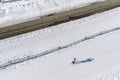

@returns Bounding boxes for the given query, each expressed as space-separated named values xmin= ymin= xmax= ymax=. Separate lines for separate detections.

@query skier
xmin=72 ymin=58 xmax=77 ymax=64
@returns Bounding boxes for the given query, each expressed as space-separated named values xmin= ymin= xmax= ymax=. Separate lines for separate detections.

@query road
xmin=0 ymin=0 xmax=120 ymax=39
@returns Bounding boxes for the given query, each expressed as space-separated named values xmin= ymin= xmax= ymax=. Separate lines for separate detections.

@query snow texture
xmin=0 ymin=7 xmax=120 ymax=66
xmin=0 ymin=19 xmax=120 ymax=80
xmin=0 ymin=0 xmax=104 ymax=27
xmin=0 ymin=2 xmax=120 ymax=80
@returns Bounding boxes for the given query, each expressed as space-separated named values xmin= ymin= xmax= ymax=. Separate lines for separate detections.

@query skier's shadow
xmin=75 ymin=58 xmax=94 ymax=64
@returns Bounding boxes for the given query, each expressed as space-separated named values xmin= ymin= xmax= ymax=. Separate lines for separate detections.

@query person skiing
xmin=72 ymin=58 xmax=77 ymax=64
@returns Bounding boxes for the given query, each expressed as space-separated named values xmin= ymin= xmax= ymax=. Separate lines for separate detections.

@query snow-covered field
xmin=0 ymin=0 xmax=104 ymax=27
xmin=0 ymin=19 xmax=120 ymax=80
xmin=0 ymin=6 xmax=120 ymax=79
xmin=0 ymin=7 xmax=120 ymax=65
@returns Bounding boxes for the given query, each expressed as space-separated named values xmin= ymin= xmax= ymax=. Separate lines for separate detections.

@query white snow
xmin=0 ymin=22 xmax=120 ymax=80
xmin=0 ymin=7 xmax=120 ymax=65
xmin=0 ymin=0 xmax=105 ymax=27
xmin=84 ymin=63 xmax=120 ymax=80
xmin=0 ymin=3 xmax=120 ymax=80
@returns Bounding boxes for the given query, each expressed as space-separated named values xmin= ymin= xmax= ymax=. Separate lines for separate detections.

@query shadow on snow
xmin=73 ymin=58 xmax=94 ymax=64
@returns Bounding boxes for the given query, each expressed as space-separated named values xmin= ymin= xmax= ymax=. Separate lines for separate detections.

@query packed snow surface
xmin=0 ymin=7 xmax=120 ymax=65
xmin=0 ymin=0 xmax=104 ymax=27
xmin=0 ymin=17 xmax=120 ymax=80
xmin=0 ymin=3 xmax=120 ymax=80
